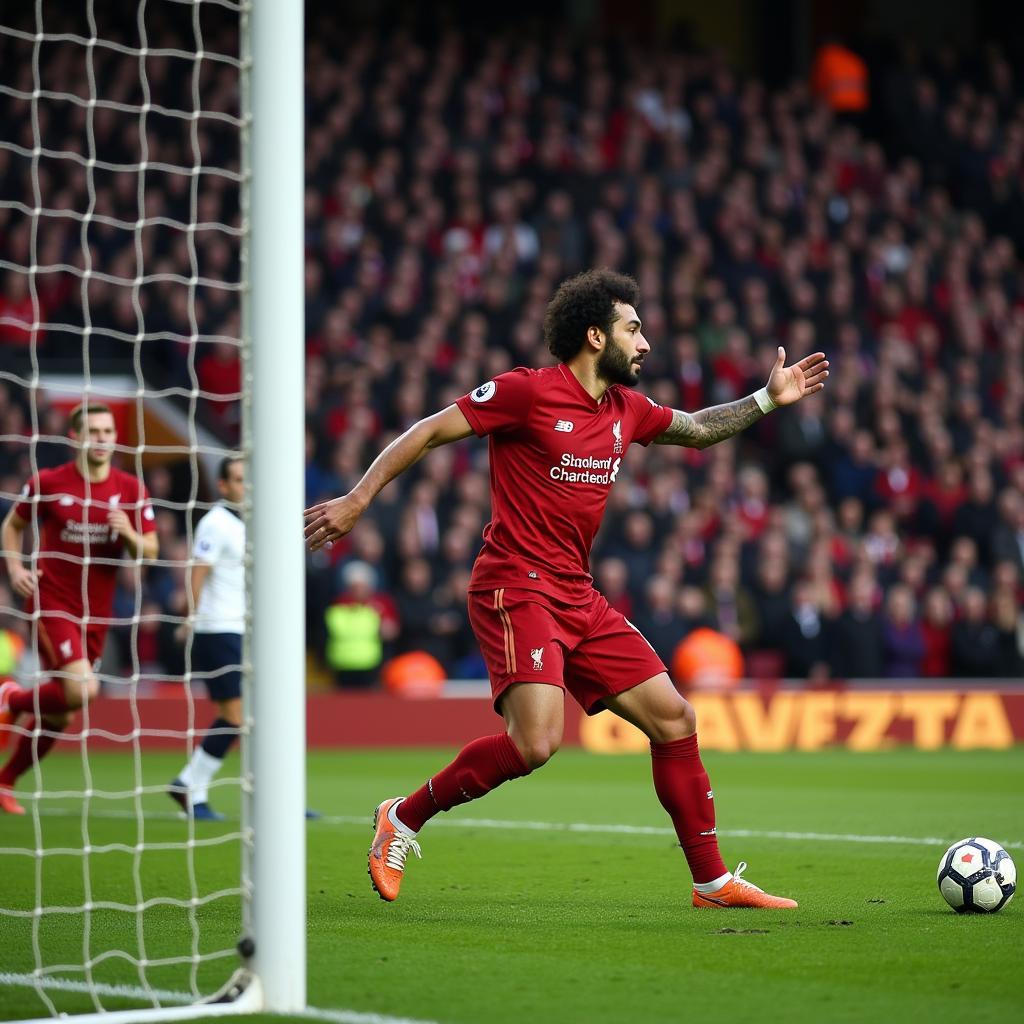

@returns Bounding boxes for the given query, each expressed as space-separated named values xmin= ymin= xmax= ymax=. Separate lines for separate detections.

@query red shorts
xmin=36 ymin=613 xmax=106 ymax=671
xmin=467 ymin=587 xmax=666 ymax=715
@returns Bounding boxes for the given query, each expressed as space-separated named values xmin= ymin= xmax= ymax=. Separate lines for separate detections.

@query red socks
xmin=651 ymin=734 xmax=728 ymax=884
xmin=1 ymin=684 xmax=71 ymax=787
xmin=0 ymin=717 xmax=63 ymax=786
xmin=9 ymin=681 xmax=69 ymax=715
xmin=391 ymin=729 xmax=727 ymax=889
xmin=397 ymin=733 xmax=531 ymax=833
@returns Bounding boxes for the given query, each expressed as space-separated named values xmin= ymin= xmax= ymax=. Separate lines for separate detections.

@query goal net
xmin=0 ymin=2 xmax=305 ymax=1020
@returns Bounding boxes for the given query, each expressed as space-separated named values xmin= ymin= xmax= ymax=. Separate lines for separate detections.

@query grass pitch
xmin=0 ymin=747 xmax=1022 ymax=1023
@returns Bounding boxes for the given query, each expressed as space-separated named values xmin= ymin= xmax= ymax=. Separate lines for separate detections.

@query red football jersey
xmin=13 ymin=461 xmax=157 ymax=621
xmin=456 ymin=364 xmax=673 ymax=601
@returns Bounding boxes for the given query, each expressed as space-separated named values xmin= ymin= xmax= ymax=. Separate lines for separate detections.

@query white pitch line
xmin=317 ymin=814 xmax=1022 ymax=849
xmin=0 ymin=972 xmax=440 ymax=1024
xmin=0 ymin=971 xmax=191 ymax=1005
xmin=301 ymin=1008 xmax=440 ymax=1024
xmin=26 ymin=806 xmax=1022 ymax=848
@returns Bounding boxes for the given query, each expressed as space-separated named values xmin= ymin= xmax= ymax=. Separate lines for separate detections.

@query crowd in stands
xmin=1 ymin=8 xmax=1023 ymax=684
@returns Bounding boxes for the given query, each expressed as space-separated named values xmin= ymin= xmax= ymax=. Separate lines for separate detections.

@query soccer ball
xmin=936 ymin=837 xmax=1016 ymax=913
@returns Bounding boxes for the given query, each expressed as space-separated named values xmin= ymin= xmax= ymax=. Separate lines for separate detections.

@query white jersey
xmin=192 ymin=503 xmax=245 ymax=634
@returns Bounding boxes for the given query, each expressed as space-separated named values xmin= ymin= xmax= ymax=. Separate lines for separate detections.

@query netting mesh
xmin=0 ymin=1 xmax=251 ymax=1016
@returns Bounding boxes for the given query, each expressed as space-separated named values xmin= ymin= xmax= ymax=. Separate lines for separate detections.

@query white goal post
xmin=0 ymin=0 xmax=306 ymax=1020
xmin=246 ymin=0 xmax=307 ymax=1013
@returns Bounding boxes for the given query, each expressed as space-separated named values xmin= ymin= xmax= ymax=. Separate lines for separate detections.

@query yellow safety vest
xmin=0 ymin=630 xmax=21 ymax=674
xmin=324 ymin=603 xmax=382 ymax=671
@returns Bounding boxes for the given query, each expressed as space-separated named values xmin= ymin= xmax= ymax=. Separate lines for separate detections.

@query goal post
xmin=0 ymin=0 xmax=306 ymax=1019
xmin=246 ymin=0 xmax=307 ymax=1013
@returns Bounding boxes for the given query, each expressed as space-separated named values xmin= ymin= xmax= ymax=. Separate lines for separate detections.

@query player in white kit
xmin=169 ymin=457 xmax=246 ymax=821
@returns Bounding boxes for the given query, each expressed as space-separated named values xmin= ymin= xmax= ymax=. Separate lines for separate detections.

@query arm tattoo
xmin=653 ymin=395 xmax=764 ymax=449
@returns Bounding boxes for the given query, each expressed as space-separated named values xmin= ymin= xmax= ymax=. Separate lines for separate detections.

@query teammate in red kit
xmin=0 ymin=402 xmax=158 ymax=814
xmin=305 ymin=270 xmax=829 ymax=908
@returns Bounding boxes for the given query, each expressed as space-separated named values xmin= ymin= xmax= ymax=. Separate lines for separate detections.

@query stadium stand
xmin=1 ymin=10 xmax=1022 ymax=685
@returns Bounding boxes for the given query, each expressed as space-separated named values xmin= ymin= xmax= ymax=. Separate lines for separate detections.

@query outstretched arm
xmin=304 ymin=403 xmax=474 ymax=552
xmin=653 ymin=346 xmax=828 ymax=449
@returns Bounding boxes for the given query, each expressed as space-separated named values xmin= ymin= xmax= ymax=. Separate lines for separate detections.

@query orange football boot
xmin=692 ymin=862 xmax=798 ymax=909
xmin=0 ymin=788 xmax=25 ymax=815
xmin=368 ymin=798 xmax=421 ymax=902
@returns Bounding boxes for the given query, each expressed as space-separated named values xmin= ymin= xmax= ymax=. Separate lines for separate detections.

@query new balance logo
xmin=60 ymin=640 xmax=73 ymax=658
xmin=554 ymin=420 xmax=574 ymax=432
xmin=699 ymin=828 xmax=717 ymax=836
xmin=527 ymin=571 xmax=538 ymax=579
xmin=531 ymin=647 xmax=544 ymax=671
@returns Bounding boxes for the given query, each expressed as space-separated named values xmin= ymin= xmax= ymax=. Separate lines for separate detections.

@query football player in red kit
xmin=0 ymin=402 xmax=158 ymax=813
xmin=305 ymin=270 xmax=828 ymax=908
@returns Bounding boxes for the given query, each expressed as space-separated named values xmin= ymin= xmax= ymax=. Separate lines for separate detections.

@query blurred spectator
xmin=829 ymin=573 xmax=884 ymax=680
xmin=830 ymin=430 xmax=878 ymax=505
xmin=636 ymin=575 xmax=687 ymax=666
xmin=433 ymin=567 xmax=481 ymax=678
xmin=324 ymin=561 xmax=399 ymax=688
xmin=950 ymin=587 xmax=1001 ymax=677
xmin=702 ymin=554 xmax=759 ymax=649
xmin=863 ymin=509 xmax=902 ymax=579
xmin=779 ymin=579 xmax=831 ymax=681
xmin=776 ymin=401 xmax=828 ymax=471
xmin=393 ymin=558 xmax=463 ymax=669
xmin=750 ymin=556 xmax=791 ymax=649
xmin=677 ymin=586 xmax=713 ymax=635
xmin=991 ymin=588 xmax=1024 ymax=678
xmin=0 ymin=272 xmax=41 ymax=357
xmin=920 ymin=586 xmax=955 ymax=678
xmin=951 ymin=469 xmax=998 ymax=565
xmin=733 ymin=465 xmax=771 ymax=540
xmin=991 ymin=488 xmax=1024 ymax=573
xmin=197 ymin=341 xmax=242 ymax=440
xmin=880 ymin=584 xmax=926 ymax=678
xmin=603 ymin=510 xmax=658 ymax=587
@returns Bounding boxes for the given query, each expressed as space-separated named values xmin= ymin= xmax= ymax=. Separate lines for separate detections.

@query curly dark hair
xmin=543 ymin=269 xmax=641 ymax=362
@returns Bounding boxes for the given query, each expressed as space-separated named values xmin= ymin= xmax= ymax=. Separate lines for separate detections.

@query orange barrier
xmin=672 ymin=627 xmax=743 ymax=690
xmin=25 ymin=685 xmax=1024 ymax=751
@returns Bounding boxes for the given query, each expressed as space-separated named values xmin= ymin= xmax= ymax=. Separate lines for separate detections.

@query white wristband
xmin=753 ymin=387 xmax=777 ymax=414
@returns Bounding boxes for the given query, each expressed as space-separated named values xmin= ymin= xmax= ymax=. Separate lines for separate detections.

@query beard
xmin=597 ymin=337 xmax=641 ymax=387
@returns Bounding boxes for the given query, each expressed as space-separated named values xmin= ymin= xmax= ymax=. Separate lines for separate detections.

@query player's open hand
xmin=304 ymin=493 xmax=365 ymax=552
xmin=765 ymin=347 xmax=829 ymax=407
xmin=9 ymin=564 xmax=42 ymax=599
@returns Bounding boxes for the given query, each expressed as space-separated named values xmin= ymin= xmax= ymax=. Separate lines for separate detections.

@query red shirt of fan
xmin=456 ymin=364 xmax=673 ymax=602
xmin=13 ymin=461 xmax=156 ymax=621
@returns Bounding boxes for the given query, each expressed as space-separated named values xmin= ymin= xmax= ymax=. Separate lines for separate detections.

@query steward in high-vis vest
xmin=0 ymin=628 xmax=25 ymax=676
xmin=811 ymin=42 xmax=868 ymax=114
xmin=324 ymin=560 xmax=398 ymax=688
